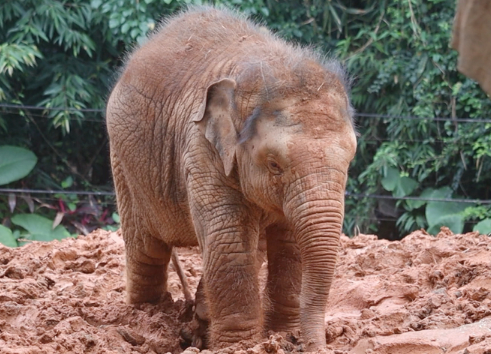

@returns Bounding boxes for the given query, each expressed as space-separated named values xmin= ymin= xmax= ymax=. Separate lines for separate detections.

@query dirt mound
xmin=1 ymin=228 xmax=491 ymax=353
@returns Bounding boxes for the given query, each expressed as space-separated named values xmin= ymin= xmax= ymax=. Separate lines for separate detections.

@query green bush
xmin=1 ymin=0 xmax=490 ymax=239
xmin=332 ymin=1 xmax=491 ymax=237
xmin=0 ymin=144 xmax=119 ymax=246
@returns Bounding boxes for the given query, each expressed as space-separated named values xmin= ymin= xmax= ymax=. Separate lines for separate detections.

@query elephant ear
xmin=193 ymin=78 xmax=238 ymax=176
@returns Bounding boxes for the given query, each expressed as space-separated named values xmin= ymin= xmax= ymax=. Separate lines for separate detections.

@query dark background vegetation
xmin=1 ymin=0 xmax=491 ymax=244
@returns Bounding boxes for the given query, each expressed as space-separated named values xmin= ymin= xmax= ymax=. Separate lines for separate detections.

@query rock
xmin=182 ymin=347 xmax=200 ymax=354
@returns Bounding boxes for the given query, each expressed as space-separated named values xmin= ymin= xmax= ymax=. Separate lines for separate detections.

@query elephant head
xmin=194 ymin=58 xmax=356 ymax=349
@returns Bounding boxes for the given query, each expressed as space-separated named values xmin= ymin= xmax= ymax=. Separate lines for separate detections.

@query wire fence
xmin=355 ymin=112 xmax=491 ymax=123
xmin=0 ymin=103 xmax=104 ymax=113
xmin=2 ymin=102 xmax=491 ymax=123
xmin=0 ymin=188 xmax=115 ymax=196
xmin=2 ymin=189 xmax=489 ymax=227
xmin=1 ymin=188 xmax=491 ymax=204
xmin=2 ymin=102 xmax=491 ymax=207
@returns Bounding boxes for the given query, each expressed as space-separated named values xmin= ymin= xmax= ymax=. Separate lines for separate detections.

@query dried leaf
xmin=33 ymin=198 xmax=56 ymax=210
xmin=52 ymin=212 xmax=64 ymax=230
xmin=89 ymin=195 xmax=101 ymax=217
xmin=71 ymin=221 xmax=89 ymax=236
xmin=8 ymin=193 xmax=16 ymax=213
xmin=21 ymin=195 xmax=35 ymax=213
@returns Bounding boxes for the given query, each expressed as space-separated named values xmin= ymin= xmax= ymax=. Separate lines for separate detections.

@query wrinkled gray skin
xmin=106 ymin=6 xmax=356 ymax=351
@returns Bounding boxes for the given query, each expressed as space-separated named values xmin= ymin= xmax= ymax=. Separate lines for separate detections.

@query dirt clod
xmin=1 ymin=228 xmax=491 ymax=353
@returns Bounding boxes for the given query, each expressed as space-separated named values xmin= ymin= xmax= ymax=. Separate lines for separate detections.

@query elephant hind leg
xmin=125 ymin=232 xmax=172 ymax=304
xmin=111 ymin=150 xmax=171 ymax=304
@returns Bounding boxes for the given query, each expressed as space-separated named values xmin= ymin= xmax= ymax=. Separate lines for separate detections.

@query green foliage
xmin=112 ymin=212 xmax=120 ymax=223
xmin=0 ymin=144 xmax=65 ymax=246
xmin=381 ymin=167 xmax=418 ymax=198
xmin=0 ymin=145 xmax=37 ymax=185
xmin=1 ymin=0 xmax=491 ymax=240
xmin=11 ymin=213 xmax=71 ymax=242
xmin=91 ymin=0 xmax=157 ymax=45
xmin=424 ymin=187 xmax=471 ymax=235
xmin=332 ymin=0 xmax=491 ymax=237
xmin=0 ymin=143 xmax=120 ymax=246
xmin=103 ymin=212 xmax=120 ymax=231
xmin=377 ymin=168 xmax=479 ymax=236
xmin=0 ymin=0 xmax=206 ymax=191
xmin=473 ymin=219 xmax=491 ymax=235
xmin=0 ymin=224 xmax=17 ymax=247
xmin=1 ymin=0 xmax=104 ymax=117
xmin=0 ymin=43 xmax=42 ymax=77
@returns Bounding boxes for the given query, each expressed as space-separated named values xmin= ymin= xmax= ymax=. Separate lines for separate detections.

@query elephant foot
xmin=302 ymin=335 xmax=330 ymax=353
xmin=180 ymin=298 xmax=261 ymax=350
xmin=124 ymin=242 xmax=171 ymax=304
xmin=179 ymin=309 xmax=210 ymax=349
xmin=210 ymin=319 xmax=263 ymax=350
xmin=126 ymin=279 xmax=166 ymax=304
xmin=180 ymin=277 xmax=210 ymax=349
xmin=131 ymin=291 xmax=173 ymax=310
xmin=264 ymin=303 xmax=300 ymax=333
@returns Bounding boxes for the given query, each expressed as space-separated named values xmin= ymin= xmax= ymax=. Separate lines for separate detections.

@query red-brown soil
xmin=1 ymin=227 xmax=491 ymax=354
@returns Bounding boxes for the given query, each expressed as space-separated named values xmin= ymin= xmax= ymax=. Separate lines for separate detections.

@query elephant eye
xmin=267 ymin=158 xmax=283 ymax=175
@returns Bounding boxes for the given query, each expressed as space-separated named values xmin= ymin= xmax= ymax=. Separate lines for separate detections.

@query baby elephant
xmin=106 ymin=6 xmax=356 ymax=351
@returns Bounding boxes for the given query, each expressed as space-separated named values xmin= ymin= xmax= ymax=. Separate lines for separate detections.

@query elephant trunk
xmin=284 ymin=169 xmax=346 ymax=350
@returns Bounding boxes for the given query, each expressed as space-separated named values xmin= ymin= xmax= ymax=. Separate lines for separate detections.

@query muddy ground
xmin=1 ymin=227 xmax=491 ymax=354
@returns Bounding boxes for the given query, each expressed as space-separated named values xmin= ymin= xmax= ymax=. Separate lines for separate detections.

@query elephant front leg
xmin=201 ymin=224 xmax=263 ymax=348
xmin=264 ymin=224 xmax=302 ymax=332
